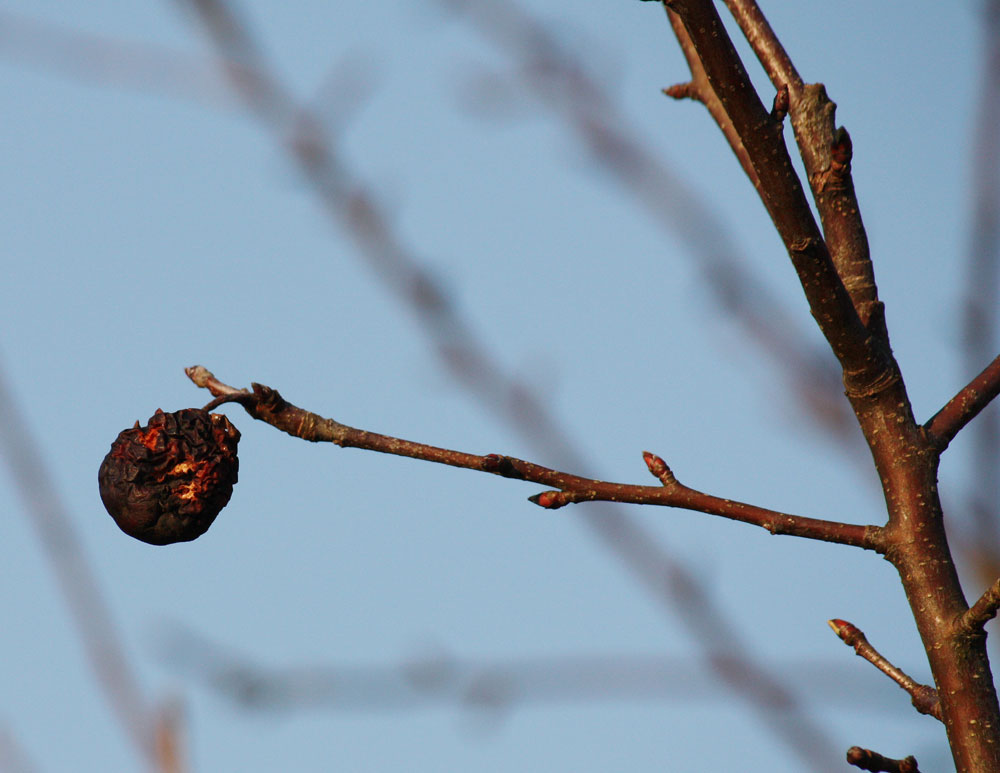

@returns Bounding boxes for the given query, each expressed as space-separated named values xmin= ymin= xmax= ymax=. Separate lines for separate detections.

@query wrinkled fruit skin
xmin=99 ymin=408 xmax=240 ymax=545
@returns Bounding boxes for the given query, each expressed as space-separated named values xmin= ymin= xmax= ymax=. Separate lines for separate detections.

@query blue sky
xmin=0 ymin=1 xmax=991 ymax=771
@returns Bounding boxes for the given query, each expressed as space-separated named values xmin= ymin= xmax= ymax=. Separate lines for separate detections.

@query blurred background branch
xmin=961 ymin=0 xmax=1000 ymax=586
xmin=0 ymin=362 xmax=179 ymax=772
xmin=0 ymin=1 xmax=987 ymax=770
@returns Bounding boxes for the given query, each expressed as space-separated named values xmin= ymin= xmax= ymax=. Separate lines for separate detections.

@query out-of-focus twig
xmin=0 ymin=4 xmax=864 ymax=448
xmin=0 ymin=721 xmax=41 ymax=773
xmin=0 ymin=362 xmax=161 ymax=769
xmin=445 ymin=0 xmax=857 ymax=447
xmin=172 ymin=1 xmax=842 ymax=766
xmin=0 ymin=9 xmax=233 ymax=107
xmin=961 ymin=0 xmax=1000 ymax=577
xmin=157 ymin=626 xmax=910 ymax=715
xmin=828 ymin=619 xmax=941 ymax=721
xmin=0 ymin=8 xmax=857 ymax=444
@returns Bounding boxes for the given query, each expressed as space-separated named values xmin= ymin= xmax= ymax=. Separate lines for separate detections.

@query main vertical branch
xmin=722 ymin=0 xmax=881 ymax=327
xmin=663 ymin=1 xmax=886 ymax=395
xmin=663 ymin=2 xmax=1000 ymax=769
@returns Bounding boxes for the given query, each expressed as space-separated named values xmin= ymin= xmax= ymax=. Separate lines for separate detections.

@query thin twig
xmin=0 ymin=721 xmax=42 ymax=773
xmin=846 ymin=746 xmax=920 ymax=773
xmin=960 ymin=0 xmax=1000 ymax=576
xmin=958 ymin=577 xmax=1000 ymax=634
xmin=188 ymin=366 xmax=881 ymax=551
xmin=925 ymin=352 xmax=1000 ymax=451
xmin=827 ymin=619 xmax=942 ymax=721
xmin=664 ymin=10 xmax=759 ymax=191
xmin=0 ymin=9 xmax=234 ymax=107
xmin=158 ymin=624 xmax=911 ymax=714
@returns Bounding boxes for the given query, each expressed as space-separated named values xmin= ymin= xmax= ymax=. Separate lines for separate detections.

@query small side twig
xmin=664 ymin=9 xmax=759 ymax=191
xmin=846 ymin=746 xmax=920 ymax=773
xmin=186 ymin=366 xmax=881 ymax=551
xmin=827 ymin=619 xmax=941 ymax=721
xmin=957 ymin=576 xmax=1000 ymax=634
xmin=925 ymin=352 xmax=1000 ymax=451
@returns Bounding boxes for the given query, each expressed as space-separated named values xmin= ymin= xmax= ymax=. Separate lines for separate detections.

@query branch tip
xmin=958 ymin=576 xmax=1000 ymax=634
xmin=846 ymin=746 xmax=921 ymax=773
xmin=829 ymin=618 xmax=941 ymax=721
xmin=831 ymin=126 xmax=853 ymax=171
xmin=642 ymin=451 xmax=676 ymax=486
xmin=528 ymin=490 xmax=571 ymax=509
xmin=185 ymin=364 xmax=214 ymax=388
xmin=663 ymin=82 xmax=696 ymax=101
xmin=771 ymin=83 xmax=788 ymax=122
xmin=828 ymin=618 xmax=856 ymax=640
xmin=925 ymin=352 xmax=1000 ymax=450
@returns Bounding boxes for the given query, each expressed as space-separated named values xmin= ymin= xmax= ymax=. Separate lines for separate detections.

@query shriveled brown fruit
xmin=98 ymin=408 xmax=240 ymax=545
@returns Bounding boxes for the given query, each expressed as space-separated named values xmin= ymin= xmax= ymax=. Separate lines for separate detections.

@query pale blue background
xmin=0 ymin=1 xmax=990 ymax=771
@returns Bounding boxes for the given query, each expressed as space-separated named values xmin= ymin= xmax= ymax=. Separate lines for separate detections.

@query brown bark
xmin=663 ymin=1 xmax=1000 ymax=769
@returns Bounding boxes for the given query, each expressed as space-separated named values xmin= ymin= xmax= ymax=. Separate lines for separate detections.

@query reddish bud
xmin=771 ymin=84 xmax=789 ymax=122
xmin=528 ymin=490 xmax=572 ymax=509
xmin=98 ymin=408 xmax=240 ymax=545
xmin=828 ymin=618 xmax=862 ymax=645
xmin=642 ymin=451 xmax=666 ymax=476
xmin=831 ymin=127 xmax=853 ymax=169
xmin=643 ymin=451 xmax=676 ymax=486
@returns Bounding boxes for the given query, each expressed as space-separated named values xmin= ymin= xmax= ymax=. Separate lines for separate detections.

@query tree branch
xmin=663 ymin=10 xmax=760 ymax=192
xmin=959 ymin=0 xmax=1000 ymax=579
xmin=453 ymin=0 xmax=860 ymax=455
xmin=925 ymin=352 xmax=1000 ymax=451
xmin=176 ymin=2 xmax=845 ymax=763
xmin=827 ymin=619 xmax=942 ymax=721
xmin=846 ymin=746 xmax=921 ymax=773
xmin=187 ymin=366 xmax=880 ymax=551
xmin=721 ymin=0 xmax=881 ymax=328
xmin=663 ymin=0 xmax=887 ymax=389
xmin=957 ymin=577 xmax=1000 ymax=634
xmin=720 ymin=0 xmax=801 ymax=93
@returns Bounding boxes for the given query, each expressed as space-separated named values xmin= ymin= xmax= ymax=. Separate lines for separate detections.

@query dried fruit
xmin=98 ymin=408 xmax=240 ymax=545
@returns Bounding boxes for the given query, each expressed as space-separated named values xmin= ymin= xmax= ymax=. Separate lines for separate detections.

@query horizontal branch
xmin=163 ymin=624 xmax=918 ymax=715
xmin=828 ymin=619 xmax=942 ymax=721
xmin=186 ymin=366 xmax=882 ymax=551
xmin=924 ymin=352 xmax=1000 ymax=451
